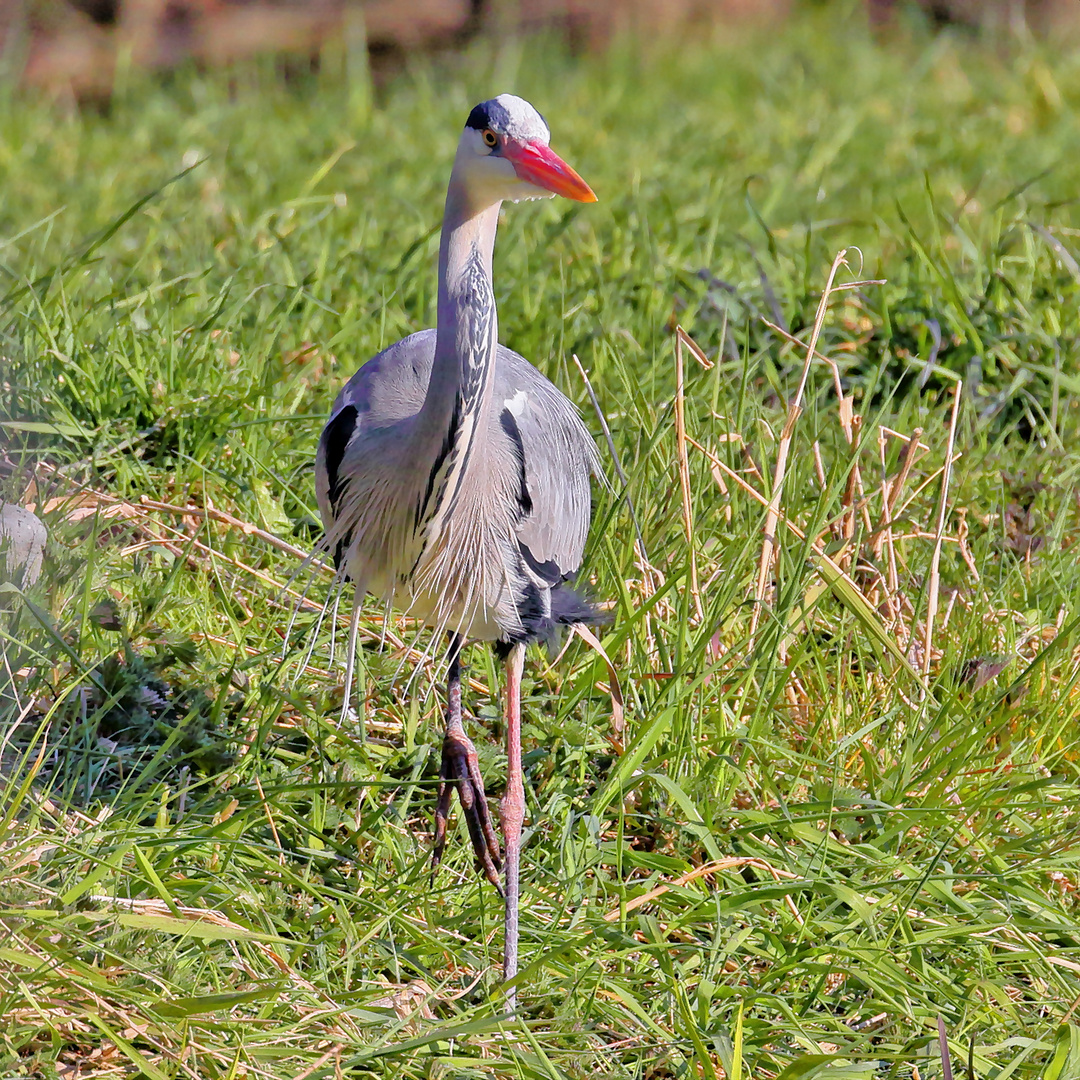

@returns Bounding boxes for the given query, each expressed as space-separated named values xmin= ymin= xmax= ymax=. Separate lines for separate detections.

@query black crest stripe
xmin=465 ymin=98 xmax=512 ymax=133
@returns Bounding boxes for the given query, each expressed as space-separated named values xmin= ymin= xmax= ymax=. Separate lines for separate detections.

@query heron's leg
xmin=501 ymin=641 xmax=526 ymax=1009
xmin=431 ymin=633 xmax=502 ymax=890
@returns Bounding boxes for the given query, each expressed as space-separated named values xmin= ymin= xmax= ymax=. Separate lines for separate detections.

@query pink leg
xmin=501 ymin=642 xmax=526 ymax=1009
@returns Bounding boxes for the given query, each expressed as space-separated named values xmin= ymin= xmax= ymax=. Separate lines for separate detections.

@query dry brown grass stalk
xmin=38 ymin=488 xmax=331 ymax=616
xmin=574 ymin=353 xmax=665 ymax=661
xmin=136 ymin=496 xmax=327 ymax=567
xmin=689 ymin=433 xmax=925 ymax=685
xmin=573 ymin=623 xmax=626 ymax=746
xmin=868 ymin=426 xmax=919 ymax=620
xmin=762 ymin=295 xmax=887 ymax=555
xmin=892 ymin=454 xmax=963 ymax=525
xmin=955 ymin=508 xmax=981 ymax=583
xmin=674 ymin=328 xmax=704 ymax=621
xmin=602 ymin=855 xmax=797 ymax=922
xmin=749 ymin=251 xmax=852 ymax=644
xmin=922 ymin=382 xmax=963 ymax=681
xmin=700 ymin=308 xmax=965 ymax=690
xmin=812 ymin=441 xmax=827 ymax=492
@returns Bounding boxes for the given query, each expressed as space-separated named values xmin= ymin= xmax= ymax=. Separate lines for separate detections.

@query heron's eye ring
xmin=482 ymin=129 xmax=498 ymax=149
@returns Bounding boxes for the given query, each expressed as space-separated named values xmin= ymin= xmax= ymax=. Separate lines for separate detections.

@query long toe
xmin=430 ymin=771 xmax=455 ymax=881
xmin=437 ymin=727 xmax=503 ymax=891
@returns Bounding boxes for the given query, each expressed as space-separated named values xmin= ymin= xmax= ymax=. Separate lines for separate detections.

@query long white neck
xmin=405 ymin=166 xmax=503 ymax=545
xmin=420 ymin=173 xmax=502 ymax=437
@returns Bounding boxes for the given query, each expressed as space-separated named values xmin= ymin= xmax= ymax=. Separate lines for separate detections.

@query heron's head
xmin=453 ymin=94 xmax=596 ymax=209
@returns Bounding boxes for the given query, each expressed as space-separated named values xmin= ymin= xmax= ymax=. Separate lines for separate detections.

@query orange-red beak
xmin=504 ymin=139 xmax=597 ymax=202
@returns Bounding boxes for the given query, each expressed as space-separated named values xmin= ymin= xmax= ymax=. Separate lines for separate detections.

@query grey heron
xmin=314 ymin=94 xmax=602 ymax=1004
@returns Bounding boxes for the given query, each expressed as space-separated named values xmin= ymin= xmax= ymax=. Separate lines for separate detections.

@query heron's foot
xmin=431 ymin=727 xmax=503 ymax=893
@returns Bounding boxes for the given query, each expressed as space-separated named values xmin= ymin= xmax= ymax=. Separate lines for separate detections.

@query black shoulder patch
xmin=519 ymin=541 xmax=561 ymax=586
xmin=499 ymin=407 xmax=532 ymax=518
xmin=333 ymin=528 xmax=353 ymax=573
xmin=323 ymin=405 xmax=358 ymax=513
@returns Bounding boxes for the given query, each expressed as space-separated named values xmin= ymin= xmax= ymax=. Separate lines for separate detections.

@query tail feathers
xmin=494 ymin=579 xmax=609 ymax=660
xmin=550 ymin=581 xmax=607 ymax=628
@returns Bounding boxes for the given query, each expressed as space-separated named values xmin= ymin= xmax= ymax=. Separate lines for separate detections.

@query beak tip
xmin=513 ymin=139 xmax=598 ymax=205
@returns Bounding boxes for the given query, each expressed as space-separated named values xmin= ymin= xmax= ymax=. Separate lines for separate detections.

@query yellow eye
xmin=482 ymin=129 xmax=498 ymax=148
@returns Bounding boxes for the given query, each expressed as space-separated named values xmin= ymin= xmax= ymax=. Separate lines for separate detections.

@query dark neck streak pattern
xmin=412 ymin=243 xmax=497 ymax=567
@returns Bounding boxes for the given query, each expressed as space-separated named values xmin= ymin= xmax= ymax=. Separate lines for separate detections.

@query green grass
xmin=4 ymin=6 xmax=1080 ymax=1077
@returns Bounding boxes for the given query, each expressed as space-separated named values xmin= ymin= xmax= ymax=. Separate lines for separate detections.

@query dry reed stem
xmin=602 ymin=856 xmax=798 ymax=923
xmin=923 ymin=382 xmax=963 ymax=682
xmin=940 ymin=588 xmax=959 ymax=632
xmin=699 ymin=431 xmax=748 ymax=510
xmin=293 ymin=1044 xmax=346 ymax=1080
xmin=40 ymin=488 xmax=330 ymax=612
xmin=749 ymin=251 xmax=850 ymax=644
xmin=84 ymin=893 xmax=274 ymax=933
xmin=760 ymin=295 xmax=881 ymax=445
xmin=812 ymin=441 xmax=827 ymax=492
xmin=674 ymin=328 xmax=704 ymax=621
xmin=678 ymin=328 xmax=715 ymax=371
xmin=572 ymin=353 xmax=650 ymax=565
xmin=252 ymin=772 xmax=286 ymax=867
xmin=763 ymin=310 xmax=883 ymax=545
xmin=688 ymin=439 xmax=807 ymax=541
xmin=886 ymin=428 xmax=926 ymax=522
xmin=137 ymin=495 xmax=329 ymax=568
xmin=689 ymin=434 xmax=925 ymax=687
xmin=1060 ymin=988 xmax=1080 ymax=1026
xmin=707 ymin=456 xmax=732 ymax=511
xmin=122 ymin=529 xmax=314 ymax=611
xmin=892 ymin=454 xmax=962 ymax=524
xmin=574 ymin=623 xmax=626 ymax=745
xmin=573 ymin=353 xmax=663 ymax=659
xmin=874 ymin=425 xmax=924 ymax=621
xmin=880 ymin=426 xmax=930 ymax=451
xmin=886 ymin=432 xmax=923 ymax=595
xmin=955 ymin=508 xmax=981 ymax=583
xmin=851 ymin=417 xmax=876 ymax=547
xmin=876 ymin=437 xmax=900 ymax=622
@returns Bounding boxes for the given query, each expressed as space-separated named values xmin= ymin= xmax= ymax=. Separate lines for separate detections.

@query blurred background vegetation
xmin=1 ymin=0 xmax=1079 ymax=102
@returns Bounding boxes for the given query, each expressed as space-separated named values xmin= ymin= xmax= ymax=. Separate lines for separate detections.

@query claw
xmin=430 ymin=725 xmax=503 ymax=893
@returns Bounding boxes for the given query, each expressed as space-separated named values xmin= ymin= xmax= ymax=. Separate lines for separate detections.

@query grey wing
xmin=315 ymin=330 xmax=437 ymax=532
xmin=493 ymin=346 xmax=599 ymax=583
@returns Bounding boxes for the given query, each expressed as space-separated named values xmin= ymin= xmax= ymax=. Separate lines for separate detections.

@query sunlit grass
xmin=3 ymin=7 xmax=1080 ymax=1078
